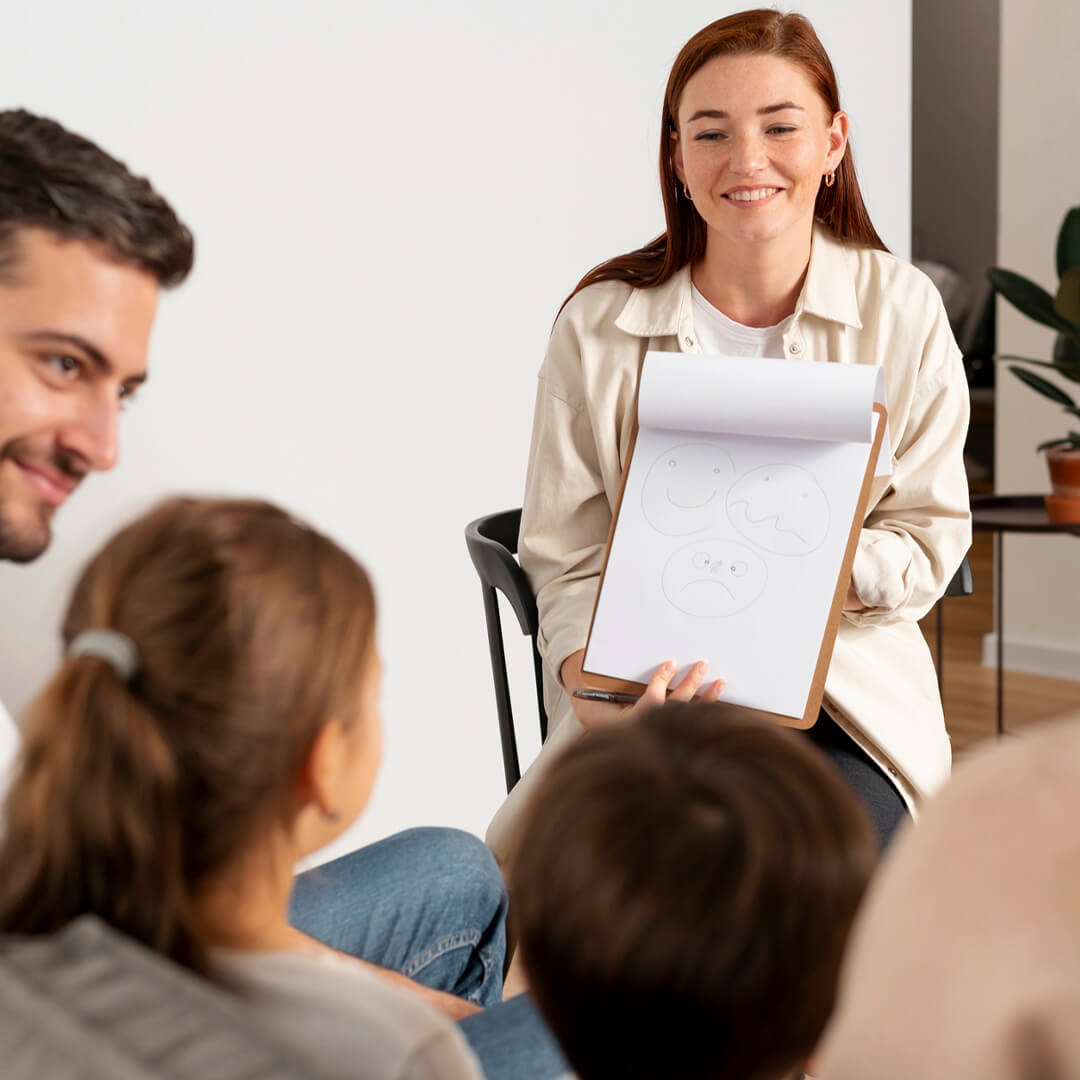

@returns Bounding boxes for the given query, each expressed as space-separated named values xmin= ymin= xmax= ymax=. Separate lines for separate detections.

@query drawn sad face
xmin=642 ymin=444 xmax=736 ymax=535
xmin=661 ymin=540 xmax=767 ymax=617
xmin=726 ymin=464 xmax=830 ymax=555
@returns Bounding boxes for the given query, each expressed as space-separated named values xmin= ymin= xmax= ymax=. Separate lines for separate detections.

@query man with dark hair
xmin=513 ymin=702 xmax=877 ymax=1080
xmin=0 ymin=108 xmax=194 ymax=566
xmin=0 ymin=108 xmax=566 ymax=1079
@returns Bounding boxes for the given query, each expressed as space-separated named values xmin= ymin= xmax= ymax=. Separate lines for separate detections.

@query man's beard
xmin=0 ymin=499 xmax=51 ymax=562
xmin=0 ymin=438 xmax=83 ymax=563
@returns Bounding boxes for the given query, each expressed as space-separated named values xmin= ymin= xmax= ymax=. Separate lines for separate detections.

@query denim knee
xmin=394 ymin=827 xmax=508 ymax=923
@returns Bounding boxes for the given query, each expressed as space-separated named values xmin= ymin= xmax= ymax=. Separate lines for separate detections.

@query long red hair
xmin=566 ymin=9 xmax=886 ymax=305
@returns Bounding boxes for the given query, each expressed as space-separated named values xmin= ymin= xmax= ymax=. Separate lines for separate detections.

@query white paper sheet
xmin=583 ymin=352 xmax=889 ymax=720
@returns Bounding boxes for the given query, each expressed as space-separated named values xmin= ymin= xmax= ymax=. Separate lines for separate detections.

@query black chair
xmin=465 ymin=508 xmax=547 ymax=794
xmin=935 ymin=553 xmax=975 ymax=696
xmin=466 ymin=507 xmax=973 ymax=791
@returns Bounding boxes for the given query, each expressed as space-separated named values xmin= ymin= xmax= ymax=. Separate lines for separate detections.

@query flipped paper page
xmin=582 ymin=352 xmax=889 ymax=722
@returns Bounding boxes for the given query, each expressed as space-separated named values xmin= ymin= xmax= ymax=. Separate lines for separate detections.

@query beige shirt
xmin=488 ymin=226 xmax=971 ymax=857
xmin=816 ymin=715 xmax=1080 ymax=1080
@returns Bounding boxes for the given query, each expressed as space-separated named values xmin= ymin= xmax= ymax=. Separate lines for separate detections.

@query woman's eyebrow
xmin=687 ymin=102 xmax=804 ymax=122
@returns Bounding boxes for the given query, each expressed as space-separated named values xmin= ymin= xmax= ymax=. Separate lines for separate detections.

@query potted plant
xmin=989 ymin=206 xmax=1080 ymax=523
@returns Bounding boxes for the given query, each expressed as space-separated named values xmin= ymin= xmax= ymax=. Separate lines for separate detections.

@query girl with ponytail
xmin=0 ymin=497 xmax=560 ymax=1079
xmin=495 ymin=9 xmax=971 ymax=862
xmin=0 ymin=498 xmax=381 ymax=974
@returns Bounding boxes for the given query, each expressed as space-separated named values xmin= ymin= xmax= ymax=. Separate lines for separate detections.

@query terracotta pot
xmin=1045 ymin=448 xmax=1080 ymax=522
xmin=1045 ymin=495 xmax=1080 ymax=524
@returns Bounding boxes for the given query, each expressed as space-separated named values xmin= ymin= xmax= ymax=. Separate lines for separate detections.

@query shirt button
xmin=684 ymin=336 xmax=694 ymax=347
xmin=788 ymin=342 xmax=802 ymax=355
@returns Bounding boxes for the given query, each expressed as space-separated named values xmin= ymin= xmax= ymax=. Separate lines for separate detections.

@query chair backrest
xmin=944 ymin=553 xmax=974 ymax=598
xmin=465 ymin=508 xmax=547 ymax=793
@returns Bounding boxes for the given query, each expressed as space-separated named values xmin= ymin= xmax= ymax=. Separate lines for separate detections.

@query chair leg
xmin=482 ymin=586 xmax=521 ymax=793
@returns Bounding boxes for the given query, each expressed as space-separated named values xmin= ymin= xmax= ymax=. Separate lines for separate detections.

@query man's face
xmin=0 ymin=228 xmax=159 ymax=562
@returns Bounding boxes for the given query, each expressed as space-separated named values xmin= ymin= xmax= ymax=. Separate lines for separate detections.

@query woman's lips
xmin=722 ymin=186 xmax=781 ymax=205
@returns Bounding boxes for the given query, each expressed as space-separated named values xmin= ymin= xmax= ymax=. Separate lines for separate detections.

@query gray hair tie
xmin=68 ymin=629 xmax=140 ymax=682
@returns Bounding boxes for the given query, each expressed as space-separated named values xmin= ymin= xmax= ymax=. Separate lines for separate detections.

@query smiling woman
xmin=491 ymin=8 xmax=972 ymax=864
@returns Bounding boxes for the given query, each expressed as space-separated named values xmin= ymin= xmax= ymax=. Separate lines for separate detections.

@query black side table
xmin=969 ymin=494 xmax=1080 ymax=736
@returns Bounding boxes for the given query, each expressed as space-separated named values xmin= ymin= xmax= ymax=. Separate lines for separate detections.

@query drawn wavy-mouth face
xmin=662 ymin=540 xmax=766 ymax=617
xmin=726 ymin=465 xmax=829 ymax=555
xmin=643 ymin=444 xmax=735 ymax=535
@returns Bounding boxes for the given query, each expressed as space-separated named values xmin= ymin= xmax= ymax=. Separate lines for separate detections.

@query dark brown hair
xmin=0 ymin=108 xmax=194 ymax=286
xmin=566 ymin=9 xmax=886 ymax=306
xmin=0 ymin=498 xmax=375 ymax=972
xmin=513 ymin=702 xmax=876 ymax=1080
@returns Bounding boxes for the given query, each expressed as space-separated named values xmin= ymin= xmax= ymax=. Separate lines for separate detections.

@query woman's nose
xmin=729 ymin=134 xmax=768 ymax=175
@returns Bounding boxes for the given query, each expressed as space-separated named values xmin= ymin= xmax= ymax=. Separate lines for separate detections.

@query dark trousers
xmin=803 ymin=709 xmax=909 ymax=852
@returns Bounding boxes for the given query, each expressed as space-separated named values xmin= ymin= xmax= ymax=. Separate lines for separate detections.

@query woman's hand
xmin=561 ymin=650 xmax=724 ymax=730
xmin=842 ymin=578 xmax=868 ymax=612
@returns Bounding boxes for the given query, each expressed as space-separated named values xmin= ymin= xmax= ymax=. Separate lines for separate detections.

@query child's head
xmin=0 ymin=497 xmax=379 ymax=969
xmin=512 ymin=702 xmax=876 ymax=1080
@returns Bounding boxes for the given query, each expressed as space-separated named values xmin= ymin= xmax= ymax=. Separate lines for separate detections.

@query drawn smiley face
xmin=726 ymin=464 xmax=830 ymax=555
xmin=642 ymin=444 xmax=736 ymax=536
xmin=661 ymin=539 xmax=767 ymax=617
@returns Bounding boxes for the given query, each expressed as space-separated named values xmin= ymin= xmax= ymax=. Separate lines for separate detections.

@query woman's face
xmin=671 ymin=53 xmax=848 ymax=252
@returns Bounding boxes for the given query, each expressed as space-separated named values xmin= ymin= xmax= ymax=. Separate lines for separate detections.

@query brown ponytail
xmin=0 ymin=656 xmax=200 ymax=965
xmin=564 ymin=9 xmax=887 ymax=309
xmin=0 ymin=497 xmax=376 ymax=973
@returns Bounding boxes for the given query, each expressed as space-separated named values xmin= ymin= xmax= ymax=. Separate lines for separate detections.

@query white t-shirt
xmin=213 ymin=947 xmax=484 ymax=1080
xmin=691 ymin=284 xmax=791 ymax=359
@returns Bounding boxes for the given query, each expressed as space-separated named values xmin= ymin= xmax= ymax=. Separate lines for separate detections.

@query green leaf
xmin=1036 ymin=437 xmax=1074 ymax=452
xmin=1008 ymin=364 xmax=1078 ymax=406
xmin=1054 ymin=268 xmax=1080 ymax=324
xmin=1057 ymin=206 xmax=1080 ymax=277
xmin=988 ymin=268 xmax=1075 ymax=334
xmin=996 ymin=354 xmax=1080 ymax=384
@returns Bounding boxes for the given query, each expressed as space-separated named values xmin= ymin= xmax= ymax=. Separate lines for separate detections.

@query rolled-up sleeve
xmin=847 ymin=294 xmax=972 ymax=624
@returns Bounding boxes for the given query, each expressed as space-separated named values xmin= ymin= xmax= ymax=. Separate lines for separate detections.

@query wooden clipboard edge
xmin=791 ymin=400 xmax=889 ymax=729
xmin=580 ymin=390 xmax=889 ymax=730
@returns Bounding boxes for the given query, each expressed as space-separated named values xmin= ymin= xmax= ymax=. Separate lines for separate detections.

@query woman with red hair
xmin=492 ymin=9 xmax=970 ymax=859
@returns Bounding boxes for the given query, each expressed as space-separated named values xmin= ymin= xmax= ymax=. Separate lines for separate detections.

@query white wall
xmin=994 ymin=0 xmax=1080 ymax=680
xmin=0 ymin=0 xmax=911 ymax=863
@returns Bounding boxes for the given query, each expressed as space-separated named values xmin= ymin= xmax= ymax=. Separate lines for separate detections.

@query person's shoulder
xmin=552 ymin=278 xmax=636 ymax=337
xmin=213 ymin=950 xmax=481 ymax=1080
xmin=841 ymin=238 xmax=946 ymax=318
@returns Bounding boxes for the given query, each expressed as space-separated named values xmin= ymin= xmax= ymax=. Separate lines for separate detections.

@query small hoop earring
xmin=682 ymin=183 xmax=693 ymax=202
xmin=824 ymin=170 xmax=836 ymax=188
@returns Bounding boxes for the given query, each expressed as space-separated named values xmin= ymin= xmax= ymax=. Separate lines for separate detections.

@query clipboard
xmin=579 ymin=352 xmax=889 ymax=729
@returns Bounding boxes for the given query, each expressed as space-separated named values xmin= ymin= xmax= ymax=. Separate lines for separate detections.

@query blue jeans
xmin=290 ymin=827 xmax=568 ymax=1079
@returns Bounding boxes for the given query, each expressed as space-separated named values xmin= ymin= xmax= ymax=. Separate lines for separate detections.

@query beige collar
xmin=614 ymin=223 xmax=863 ymax=338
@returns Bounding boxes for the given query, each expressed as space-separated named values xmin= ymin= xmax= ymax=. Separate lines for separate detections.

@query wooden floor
xmin=919 ymin=530 xmax=1080 ymax=753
